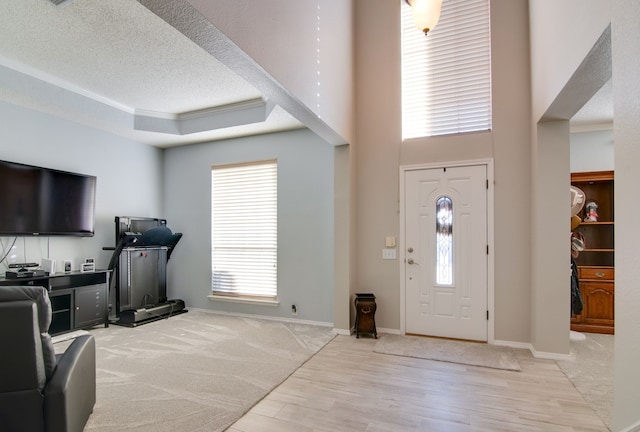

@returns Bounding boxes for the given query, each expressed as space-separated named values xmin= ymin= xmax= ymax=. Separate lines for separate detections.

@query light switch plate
xmin=382 ymin=248 xmax=397 ymax=260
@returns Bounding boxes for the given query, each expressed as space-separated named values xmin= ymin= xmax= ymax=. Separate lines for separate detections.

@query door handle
xmin=407 ymin=258 xmax=419 ymax=265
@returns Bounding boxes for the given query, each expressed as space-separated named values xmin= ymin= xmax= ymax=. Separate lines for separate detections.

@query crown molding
xmin=134 ymin=98 xmax=275 ymax=135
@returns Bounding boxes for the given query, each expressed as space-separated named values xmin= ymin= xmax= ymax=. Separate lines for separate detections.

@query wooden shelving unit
xmin=570 ymin=170 xmax=614 ymax=334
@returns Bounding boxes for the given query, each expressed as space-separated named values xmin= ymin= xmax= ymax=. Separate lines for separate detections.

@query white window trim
xmin=207 ymin=294 xmax=280 ymax=306
xmin=211 ymin=159 xmax=278 ymax=300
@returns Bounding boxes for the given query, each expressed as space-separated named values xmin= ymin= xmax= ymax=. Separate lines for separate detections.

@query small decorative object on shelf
xmin=584 ymin=201 xmax=599 ymax=222
xmin=354 ymin=293 xmax=377 ymax=339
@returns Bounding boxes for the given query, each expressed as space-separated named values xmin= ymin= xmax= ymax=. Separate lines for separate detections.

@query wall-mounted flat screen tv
xmin=0 ymin=159 xmax=96 ymax=236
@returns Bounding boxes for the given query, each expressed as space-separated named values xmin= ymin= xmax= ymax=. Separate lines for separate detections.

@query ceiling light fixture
xmin=405 ymin=0 xmax=443 ymax=35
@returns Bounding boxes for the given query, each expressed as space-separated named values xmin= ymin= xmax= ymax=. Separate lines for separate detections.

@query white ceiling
xmin=0 ymin=0 xmax=612 ymax=148
xmin=0 ymin=0 xmax=304 ymax=148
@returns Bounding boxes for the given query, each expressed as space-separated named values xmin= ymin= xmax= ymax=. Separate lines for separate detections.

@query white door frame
xmin=399 ymin=159 xmax=495 ymax=343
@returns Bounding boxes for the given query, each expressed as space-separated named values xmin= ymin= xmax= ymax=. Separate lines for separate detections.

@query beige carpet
xmin=556 ymin=333 xmax=614 ymax=431
xmin=55 ymin=310 xmax=335 ymax=432
xmin=373 ymin=334 xmax=521 ymax=371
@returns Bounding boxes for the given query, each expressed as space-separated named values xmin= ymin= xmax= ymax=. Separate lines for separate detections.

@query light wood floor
xmin=228 ymin=335 xmax=607 ymax=432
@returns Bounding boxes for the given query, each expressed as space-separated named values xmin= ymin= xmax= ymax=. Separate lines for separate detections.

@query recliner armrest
xmin=44 ymin=335 xmax=96 ymax=432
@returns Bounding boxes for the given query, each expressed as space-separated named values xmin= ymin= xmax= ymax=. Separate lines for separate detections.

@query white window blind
xmin=211 ymin=160 xmax=277 ymax=298
xmin=401 ymin=0 xmax=492 ymax=139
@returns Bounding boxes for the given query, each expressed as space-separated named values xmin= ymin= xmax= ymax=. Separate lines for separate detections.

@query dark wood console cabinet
xmin=0 ymin=270 xmax=110 ymax=335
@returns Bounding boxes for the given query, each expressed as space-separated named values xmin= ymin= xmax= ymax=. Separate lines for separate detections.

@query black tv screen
xmin=0 ymin=160 xmax=96 ymax=236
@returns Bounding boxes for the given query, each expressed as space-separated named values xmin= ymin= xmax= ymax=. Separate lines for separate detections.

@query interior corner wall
xmin=487 ymin=0 xmax=532 ymax=345
xmin=162 ymin=129 xmax=335 ymax=324
xmin=612 ymin=2 xmax=640 ymax=430
xmin=354 ymin=0 xmax=531 ymax=342
xmin=353 ymin=0 xmax=402 ymax=331
xmin=186 ymin=0 xmax=355 ymax=146
xmin=0 ymin=101 xmax=164 ymax=273
xmin=333 ymin=144 xmax=351 ymax=332
xmin=530 ymin=120 xmax=571 ymax=355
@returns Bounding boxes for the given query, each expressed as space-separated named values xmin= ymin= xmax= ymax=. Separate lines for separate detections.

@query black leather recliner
xmin=0 ymin=286 xmax=96 ymax=432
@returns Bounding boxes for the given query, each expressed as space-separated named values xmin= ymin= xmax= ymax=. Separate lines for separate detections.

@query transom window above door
xmin=401 ymin=0 xmax=492 ymax=139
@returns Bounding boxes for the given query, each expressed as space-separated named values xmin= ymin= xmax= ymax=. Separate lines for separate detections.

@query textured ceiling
xmin=0 ymin=0 xmax=611 ymax=148
xmin=571 ymin=78 xmax=613 ymax=130
xmin=0 ymin=0 xmax=303 ymax=147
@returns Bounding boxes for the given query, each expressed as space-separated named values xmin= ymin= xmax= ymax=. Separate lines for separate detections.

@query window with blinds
xmin=211 ymin=160 xmax=277 ymax=298
xmin=401 ymin=0 xmax=492 ymax=139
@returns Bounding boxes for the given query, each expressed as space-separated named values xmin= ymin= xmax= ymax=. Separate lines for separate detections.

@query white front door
xmin=404 ymin=165 xmax=488 ymax=341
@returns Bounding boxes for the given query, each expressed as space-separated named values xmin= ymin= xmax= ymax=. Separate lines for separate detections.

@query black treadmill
xmin=105 ymin=216 xmax=187 ymax=327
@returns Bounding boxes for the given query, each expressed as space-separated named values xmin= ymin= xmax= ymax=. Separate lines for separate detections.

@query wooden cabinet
xmin=572 ymin=267 xmax=615 ymax=333
xmin=570 ymin=171 xmax=614 ymax=334
xmin=354 ymin=293 xmax=377 ymax=338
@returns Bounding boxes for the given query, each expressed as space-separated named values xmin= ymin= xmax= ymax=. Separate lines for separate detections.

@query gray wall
xmin=0 ymin=97 xmax=336 ymax=325
xmin=163 ymin=129 xmax=335 ymax=324
xmin=570 ymin=129 xmax=614 ymax=173
xmin=0 ymin=100 xmax=164 ymax=273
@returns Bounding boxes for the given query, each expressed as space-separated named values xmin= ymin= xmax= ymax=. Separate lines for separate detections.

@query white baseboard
xmin=343 ymin=327 xmax=401 ymax=337
xmin=529 ymin=345 xmax=574 ymax=361
xmin=377 ymin=327 xmax=401 ymax=335
xmin=188 ymin=307 xmax=334 ymax=328
xmin=619 ymin=419 xmax=640 ymax=432
xmin=489 ymin=339 xmax=575 ymax=361
xmin=492 ymin=339 xmax=531 ymax=350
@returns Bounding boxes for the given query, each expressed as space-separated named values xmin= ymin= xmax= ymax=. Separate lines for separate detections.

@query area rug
xmin=58 ymin=310 xmax=335 ymax=432
xmin=374 ymin=334 xmax=521 ymax=371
